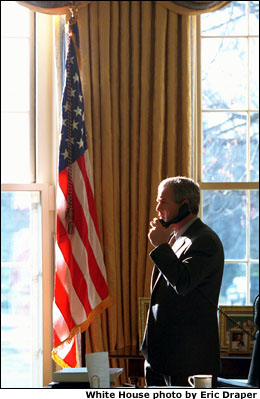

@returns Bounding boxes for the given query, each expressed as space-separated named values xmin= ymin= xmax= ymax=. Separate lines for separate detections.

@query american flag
xmin=52 ymin=20 xmax=111 ymax=368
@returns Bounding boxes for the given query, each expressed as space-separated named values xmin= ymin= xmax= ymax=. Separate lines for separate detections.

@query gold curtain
xmin=77 ymin=0 xmax=191 ymax=356
xmin=75 ymin=1 xmax=193 ymax=383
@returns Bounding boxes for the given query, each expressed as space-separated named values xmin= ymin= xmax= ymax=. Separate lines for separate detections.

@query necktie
xmin=168 ymin=232 xmax=177 ymax=247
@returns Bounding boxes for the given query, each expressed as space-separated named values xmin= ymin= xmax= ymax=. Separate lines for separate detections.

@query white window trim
xmin=35 ymin=12 xmax=58 ymax=386
xmin=36 ymin=13 xmax=58 ymax=185
xmin=194 ymin=14 xmax=259 ymax=190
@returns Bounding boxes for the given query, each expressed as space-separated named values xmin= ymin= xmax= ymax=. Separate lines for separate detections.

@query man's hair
xmin=159 ymin=176 xmax=200 ymax=214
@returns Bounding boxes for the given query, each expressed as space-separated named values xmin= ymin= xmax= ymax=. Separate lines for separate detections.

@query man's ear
xmin=182 ymin=199 xmax=190 ymax=206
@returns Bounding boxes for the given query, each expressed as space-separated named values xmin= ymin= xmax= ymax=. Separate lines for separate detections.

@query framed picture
xmin=229 ymin=328 xmax=250 ymax=355
xmin=219 ymin=306 xmax=257 ymax=352
xmin=138 ymin=297 xmax=150 ymax=347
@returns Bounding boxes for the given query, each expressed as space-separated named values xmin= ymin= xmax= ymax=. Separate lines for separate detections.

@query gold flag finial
xmin=69 ymin=1 xmax=78 ymax=23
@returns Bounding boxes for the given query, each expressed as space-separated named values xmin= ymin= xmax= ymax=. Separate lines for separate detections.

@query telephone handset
xmin=159 ymin=203 xmax=191 ymax=228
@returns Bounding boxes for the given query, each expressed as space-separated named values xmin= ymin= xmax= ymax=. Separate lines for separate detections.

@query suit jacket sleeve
xmin=150 ymin=231 xmax=223 ymax=297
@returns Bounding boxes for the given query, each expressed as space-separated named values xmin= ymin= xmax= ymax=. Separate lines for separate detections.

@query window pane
xmin=250 ymin=190 xmax=259 ymax=260
xmin=219 ymin=264 xmax=246 ymax=305
xmin=250 ymin=38 xmax=259 ymax=109
xmin=1 ymin=191 xmax=42 ymax=388
xmin=249 ymin=1 xmax=259 ymax=35
xmin=202 ymin=112 xmax=247 ymax=182
xmin=1 ymin=113 xmax=32 ymax=183
xmin=203 ymin=190 xmax=247 ymax=259
xmin=201 ymin=1 xmax=247 ymax=36
xmin=200 ymin=1 xmax=259 ymax=307
xmin=1 ymin=1 xmax=35 ymax=184
xmin=1 ymin=1 xmax=31 ymax=37
xmin=2 ymin=38 xmax=31 ymax=112
xmin=250 ymin=263 xmax=259 ymax=304
xmin=202 ymin=38 xmax=247 ymax=110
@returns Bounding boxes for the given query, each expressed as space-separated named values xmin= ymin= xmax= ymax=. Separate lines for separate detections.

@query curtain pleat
xmin=138 ymin=1 xmax=154 ymax=297
xmin=179 ymin=15 xmax=192 ymax=176
xmin=143 ymin=3 xmax=168 ymax=294
xmin=119 ymin=1 xmax=131 ymax=349
xmin=165 ymin=11 xmax=178 ymax=176
xmin=110 ymin=2 xmax=125 ymax=351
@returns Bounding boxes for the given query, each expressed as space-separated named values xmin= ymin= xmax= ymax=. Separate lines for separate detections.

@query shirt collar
xmin=175 ymin=216 xmax=198 ymax=239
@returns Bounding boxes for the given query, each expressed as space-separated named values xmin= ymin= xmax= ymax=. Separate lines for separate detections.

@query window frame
xmin=1 ymin=6 xmax=57 ymax=387
xmin=194 ymin=8 xmax=259 ymax=306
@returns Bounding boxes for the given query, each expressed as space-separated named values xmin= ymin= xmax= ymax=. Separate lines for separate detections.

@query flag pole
xmin=65 ymin=2 xmax=78 ymax=236
xmin=75 ymin=332 xmax=82 ymax=368
xmin=68 ymin=3 xmax=83 ymax=367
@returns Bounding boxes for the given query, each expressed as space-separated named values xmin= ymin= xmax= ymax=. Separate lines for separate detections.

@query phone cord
xmin=197 ymin=288 xmax=257 ymax=341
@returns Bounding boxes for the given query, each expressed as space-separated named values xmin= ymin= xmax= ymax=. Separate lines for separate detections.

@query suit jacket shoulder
xmin=149 ymin=217 xmax=224 ymax=296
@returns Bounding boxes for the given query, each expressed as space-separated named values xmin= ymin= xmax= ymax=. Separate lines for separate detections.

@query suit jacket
xmin=141 ymin=218 xmax=224 ymax=381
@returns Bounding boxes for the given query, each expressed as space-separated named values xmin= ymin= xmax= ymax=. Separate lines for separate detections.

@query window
xmin=196 ymin=1 xmax=259 ymax=305
xmin=1 ymin=189 xmax=43 ymax=387
xmin=1 ymin=1 xmax=55 ymax=388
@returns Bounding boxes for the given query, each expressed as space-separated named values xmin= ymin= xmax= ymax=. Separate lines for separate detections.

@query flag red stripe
xmin=59 ymin=167 xmax=68 ymax=199
xmin=57 ymin=216 xmax=92 ymax=315
xmin=58 ymin=162 xmax=109 ymax=301
xmin=58 ymin=166 xmax=102 ymax=311
xmin=63 ymin=338 xmax=77 ymax=368
xmin=71 ymin=184 xmax=109 ymax=300
xmin=53 ymin=326 xmax=61 ymax=348
xmin=54 ymin=273 xmax=75 ymax=333
xmin=77 ymin=156 xmax=101 ymax=240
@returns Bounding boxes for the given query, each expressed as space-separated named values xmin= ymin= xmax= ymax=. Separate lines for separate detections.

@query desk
xmin=219 ymin=354 xmax=251 ymax=379
xmin=46 ymin=381 xmax=90 ymax=388
xmin=109 ymin=346 xmax=144 ymax=386
xmin=109 ymin=346 xmax=251 ymax=386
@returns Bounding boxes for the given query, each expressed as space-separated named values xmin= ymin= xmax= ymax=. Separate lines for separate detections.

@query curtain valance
xmin=17 ymin=1 xmax=232 ymax=15
xmin=157 ymin=1 xmax=232 ymax=15
xmin=17 ymin=1 xmax=89 ymax=15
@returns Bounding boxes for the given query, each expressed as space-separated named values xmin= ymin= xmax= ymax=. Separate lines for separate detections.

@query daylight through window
xmin=198 ymin=1 xmax=259 ymax=305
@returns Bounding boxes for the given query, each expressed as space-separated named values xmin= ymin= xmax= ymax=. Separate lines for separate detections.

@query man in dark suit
xmin=141 ymin=177 xmax=224 ymax=387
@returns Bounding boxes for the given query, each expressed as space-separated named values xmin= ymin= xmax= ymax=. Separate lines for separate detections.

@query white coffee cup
xmin=85 ymin=351 xmax=110 ymax=388
xmin=188 ymin=374 xmax=212 ymax=388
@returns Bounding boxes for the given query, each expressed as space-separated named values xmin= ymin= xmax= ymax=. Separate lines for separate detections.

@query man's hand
xmin=148 ymin=218 xmax=174 ymax=247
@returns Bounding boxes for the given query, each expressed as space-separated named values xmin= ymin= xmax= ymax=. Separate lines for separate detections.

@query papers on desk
xmin=53 ymin=367 xmax=123 ymax=383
